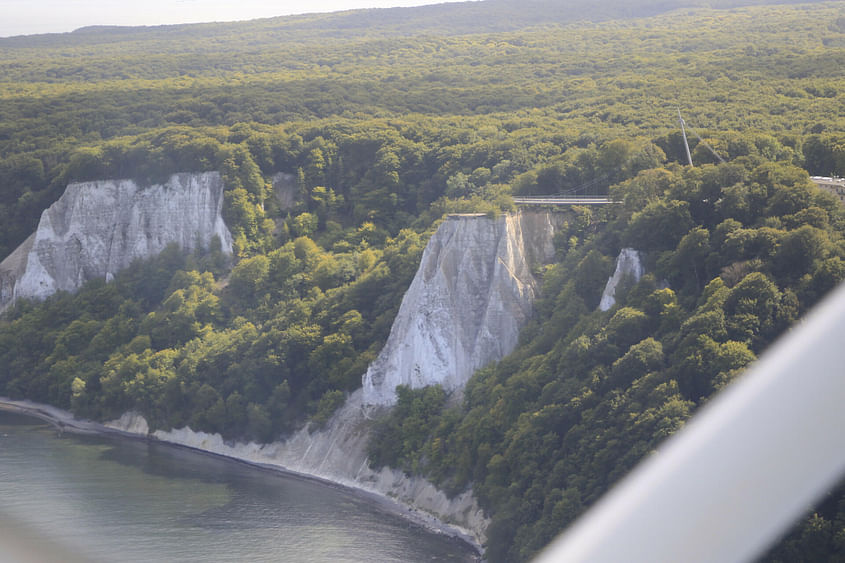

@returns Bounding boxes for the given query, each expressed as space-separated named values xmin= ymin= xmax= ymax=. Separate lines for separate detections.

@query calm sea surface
xmin=0 ymin=410 xmax=476 ymax=562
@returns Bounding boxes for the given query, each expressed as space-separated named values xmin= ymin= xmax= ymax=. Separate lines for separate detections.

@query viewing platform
xmin=811 ymin=176 xmax=845 ymax=203
xmin=513 ymin=196 xmax=616 ymax=206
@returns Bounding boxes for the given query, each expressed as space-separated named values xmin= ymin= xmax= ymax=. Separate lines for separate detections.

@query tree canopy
xmin=1 ymin=1 xmax=845 ymax=561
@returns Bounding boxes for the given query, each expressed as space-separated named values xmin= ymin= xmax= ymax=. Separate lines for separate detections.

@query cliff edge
xmin=0 ymin=172 xmax=233 ymax=312
xmin=363 ymin=210 xmax=561 ymax=405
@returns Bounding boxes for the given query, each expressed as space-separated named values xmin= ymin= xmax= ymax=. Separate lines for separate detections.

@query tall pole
xmin=678 ymin=108 xmax=693 ymax=167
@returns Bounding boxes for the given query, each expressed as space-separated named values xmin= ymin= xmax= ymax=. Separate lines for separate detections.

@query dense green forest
xmin=1 ymin=1 xmax=845 ymax=561
xmin=2 ymin=0 xmax=845 ymax=257
xmin=369 ymin=156 xmax=845 ymax=560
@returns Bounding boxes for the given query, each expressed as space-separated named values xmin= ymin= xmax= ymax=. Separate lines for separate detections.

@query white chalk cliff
xmin=598 ymin=248 xmax=644 ymax=311
xmin=104 ymin=211 xmax=564 ymax=548
xmin=363 ymin=211 xmax=560 ymax=405
xmin=0 ymin=172 xmax=232 ymax=312
xmin=106 ymin=209 xmax=564 ymax=549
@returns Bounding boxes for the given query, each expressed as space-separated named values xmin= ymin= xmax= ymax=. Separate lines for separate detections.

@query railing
xmin=513 ymin=196 xmax=615 ymax=205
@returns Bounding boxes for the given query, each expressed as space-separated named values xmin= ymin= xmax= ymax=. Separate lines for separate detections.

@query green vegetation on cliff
xmin=1 ymin=1 xmax=845 ymax=561
xmin=372 ymin=157 xmax=845 ymax=561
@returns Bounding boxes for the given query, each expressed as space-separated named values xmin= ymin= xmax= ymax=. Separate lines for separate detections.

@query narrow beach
xmin=0 ymin=396 xmax=483 ymax=559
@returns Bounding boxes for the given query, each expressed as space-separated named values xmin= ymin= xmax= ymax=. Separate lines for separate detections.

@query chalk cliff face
xmin=363 ymin=211 xmax=560 ymax=406
xmin=598 ymin=248 xmax=644 ymax=311
xmin=104 ymin=210 xmax=564 ymax=549
xmin=0 ymin=172 xmax=232 ymax=311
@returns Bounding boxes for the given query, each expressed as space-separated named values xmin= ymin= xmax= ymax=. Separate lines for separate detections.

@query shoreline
xmin=0 ymin=396 xmax=483 ymax=559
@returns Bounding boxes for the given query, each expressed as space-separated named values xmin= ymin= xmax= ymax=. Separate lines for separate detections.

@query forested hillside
xmin=1 ymin=1 xmax=844 ymax=560
xmin=370 ymin=156 xmax=845 ymax=560
xmin=2 ymin=0 xmax=844 ymax=258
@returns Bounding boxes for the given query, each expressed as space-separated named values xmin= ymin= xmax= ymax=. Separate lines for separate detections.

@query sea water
xmin=0 ymin=411 xmax=476 ymax=562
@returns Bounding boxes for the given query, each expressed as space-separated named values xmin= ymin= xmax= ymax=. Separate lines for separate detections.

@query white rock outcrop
xmin=106 ymin=411 xmax=150 ymax=435
xmin=363 ymin=211 xmax=560 ymax=406
xmin=0 ymin=172 xmax=232 ymax=312
xmin=598 ymin=248 xmax=644 ymax=311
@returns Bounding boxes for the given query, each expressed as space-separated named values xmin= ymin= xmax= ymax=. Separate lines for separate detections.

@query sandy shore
xmin=0 ymin=396 xmax=483 ymax=560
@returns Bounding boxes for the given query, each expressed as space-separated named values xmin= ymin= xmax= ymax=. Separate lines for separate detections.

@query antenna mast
xmin=678 ymin=108 xmax=694 ymax=167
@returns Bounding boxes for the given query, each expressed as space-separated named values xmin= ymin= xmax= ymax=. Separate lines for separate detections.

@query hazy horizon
xmin=1 ymin=0 xmax=453 ymax=38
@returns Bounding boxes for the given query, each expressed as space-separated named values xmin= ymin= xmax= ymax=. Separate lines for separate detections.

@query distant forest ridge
xmin=0 ymin=0 xmax=833 ymax=47
xmin=0 ymin=0 xmax=843 ymax=259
